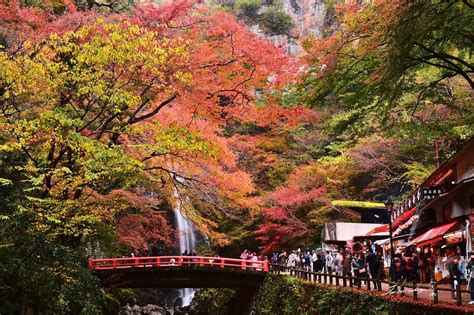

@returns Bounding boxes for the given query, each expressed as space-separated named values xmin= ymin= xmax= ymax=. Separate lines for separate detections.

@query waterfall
xmin=173 ymin=190 xmax=196 ymax=306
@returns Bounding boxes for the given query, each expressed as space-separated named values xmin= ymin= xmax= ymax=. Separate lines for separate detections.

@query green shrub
xmin=191 ymin=288 xmax=236 ymax=314
xmin=235 ymin=0 xmax=263 ymax=18
xmin=259 ymin=6 xmax=294 ymax=34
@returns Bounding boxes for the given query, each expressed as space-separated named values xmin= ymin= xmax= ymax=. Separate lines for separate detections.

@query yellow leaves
xmin=175 ymin=71 xmax=193 ymax=85
xmin=0 ymin=178 xmax=12 ymax=186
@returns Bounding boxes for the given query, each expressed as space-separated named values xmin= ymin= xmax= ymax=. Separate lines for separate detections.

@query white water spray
xmin=173 ymin=190 xmax=196 ymax=306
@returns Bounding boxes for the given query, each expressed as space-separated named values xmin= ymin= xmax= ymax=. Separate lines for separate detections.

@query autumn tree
xmin=0 ymin=1 xmax=306 ymax=311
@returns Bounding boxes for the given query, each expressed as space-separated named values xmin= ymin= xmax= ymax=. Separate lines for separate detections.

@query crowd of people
xmin=270 ymin=248 xmax=384 ymax=290
xmin=268 ymin=247 xmax=474 ymax=304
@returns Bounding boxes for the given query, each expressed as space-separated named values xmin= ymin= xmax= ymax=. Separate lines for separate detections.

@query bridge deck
xmin=89 ymin=256 xmax=269 ymax=288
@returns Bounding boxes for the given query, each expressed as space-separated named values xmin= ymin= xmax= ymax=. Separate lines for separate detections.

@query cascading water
xmin=173 ymin=190 xmax=196 ymax=306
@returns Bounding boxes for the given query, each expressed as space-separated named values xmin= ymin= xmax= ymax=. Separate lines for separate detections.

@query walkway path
xmin=278 ymin=269 xmax=474 ymax=310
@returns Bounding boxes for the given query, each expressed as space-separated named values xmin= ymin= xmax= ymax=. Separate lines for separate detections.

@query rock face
xmin=260 ymin=0 xmax=330 ymax=55
xmin=212 ymin=0 xmax=335 ymax=55
xmin=280 ymin=0 xmax=327 ymax=38
xmin=119 ymin=304 xmax=167 ymax=315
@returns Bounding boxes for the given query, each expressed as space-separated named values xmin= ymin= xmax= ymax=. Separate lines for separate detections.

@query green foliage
xmin=251 ymin=274 xmax=303 ymax=313
xmin=195 ymin=243 xmax=217 ymax=256
xmin=191 ymin=288 xmax=236 ymax=314
xmin=331 ymin=200 xmax=385 ymax=209
xmin=250 ymin=274 xmax=470 ymax=314
xmin=401 ymin=161 xmax=436 ymax=187
xmin=235 ymin=0 xmax=262 ymax=18
xmin=266 ymin=162 xmax=293 ymax=189
xmin=259 ymin=6 xmax=294 ymax=34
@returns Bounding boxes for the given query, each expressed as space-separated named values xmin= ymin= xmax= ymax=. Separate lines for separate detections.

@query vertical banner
xmin=467 ymin=216 xmax=474 ymax=254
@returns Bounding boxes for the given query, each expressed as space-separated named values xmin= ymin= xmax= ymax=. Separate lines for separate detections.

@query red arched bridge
xmin=88 ymin=256 xmax=269 ymax=289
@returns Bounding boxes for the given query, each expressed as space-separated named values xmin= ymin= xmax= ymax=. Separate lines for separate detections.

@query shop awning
xmin=366 ymin=224 xmax=389 ymax=236
xmin=393 ymin=207 xmax=416 ymax=229
xmin=374 ymin=238 xmax=390 ymax=245
xmin=405 ymin=221 xmax=458 ymax=247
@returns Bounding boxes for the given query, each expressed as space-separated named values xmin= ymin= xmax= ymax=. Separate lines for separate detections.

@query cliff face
xmin=210 ymin=0 xmax=335 ymax=54
xmin=280 ymin=0 xmax=328 ymax=38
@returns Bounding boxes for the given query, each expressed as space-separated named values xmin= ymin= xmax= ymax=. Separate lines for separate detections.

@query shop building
xmin=367 ymin=138 xmax=474 ymax=282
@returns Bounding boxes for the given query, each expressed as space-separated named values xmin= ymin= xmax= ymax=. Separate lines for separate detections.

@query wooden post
xmin=335 ymin=274 xmax=340 ymax=287
xmin=263 ymin=260 xmax=269 ymax=272
xmin=324 ymin=273 xmax=327 ymax=285
xmin=88 ymin=258 xmax=93 ymax=270
xmin=366 ymin=274 xmax=371 ymax=290
xmin=413 ymin=282 xmax=417 ymax=300
xmin=343 ymin=274 xmax=347 ymax=287
xmin=357 ymin=276 xmax=361 ymax=289
xmin=329 ymin=273 xmax=333 ymax=285
xmin=400 ymin=282 xmax=405 ymax=297
xmin=431 ymin=280 xmax=438 ymax=304
xmin=220 ymin=258 xmax=225 ymax=268
xmin=349 ymin=276 xmax=353 ymax=288
xmin=241 ymin=260 xmax=246 ymax=270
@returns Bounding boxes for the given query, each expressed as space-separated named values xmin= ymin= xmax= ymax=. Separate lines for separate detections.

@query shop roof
xmin=366 ymin=224 xmax=389 ymax=236
xmin=405 ymin=221 xmax=458 ymax=247
xmin=323 ymin=222 xmax=383 ymax=242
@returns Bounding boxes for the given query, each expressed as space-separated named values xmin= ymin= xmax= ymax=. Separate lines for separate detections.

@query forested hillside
xmin=0 ymin=0 xmax=472 ymax=313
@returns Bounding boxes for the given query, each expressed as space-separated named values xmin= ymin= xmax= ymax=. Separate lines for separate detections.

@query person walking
xmin=351 ymin=253 xmax=361 ymax=286
xmin=336 ymin=250 xmax=344 ymax=276
xmin=342 ymin=251 xmax=352 ymax=278
xmin=402 ymin=253 xmax=414 ymax=282
xmin=325 ymin=251 xmax=334 ymax=273
xmin=418 ymin=253 xmax=427 ymax=283
xmin=358 ymin=253 xmax=367 ymax=286
xmin=375 ymin=251 xmax=384 ymax=290
xmin=449 ymin=256 xmax=462 ymax=299
xmin=365 ymin=249 xmax=379 ymax=290
xmin=288 ymin=251 xmax=296 ymax=270
xmin=271 ymin=251 xmax=279 ymax=265
xmin=278 ymin=251 xmax=287 ymax=272
xmin=314 ymin=254 xmax=324 ymax=272
xmin=304 ymin=252 xmax=312 ymax=271
xmin=412 ymin=252 xmax=419 ymax=282
xmin=311 ymin=250 xmax=318 ymax=272
xmin=394 ymin=254 xmax=402 ymax=281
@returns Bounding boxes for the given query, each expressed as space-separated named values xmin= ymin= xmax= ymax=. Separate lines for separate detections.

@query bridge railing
xmin=89 ymin=256 xmax=269 ymax=272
